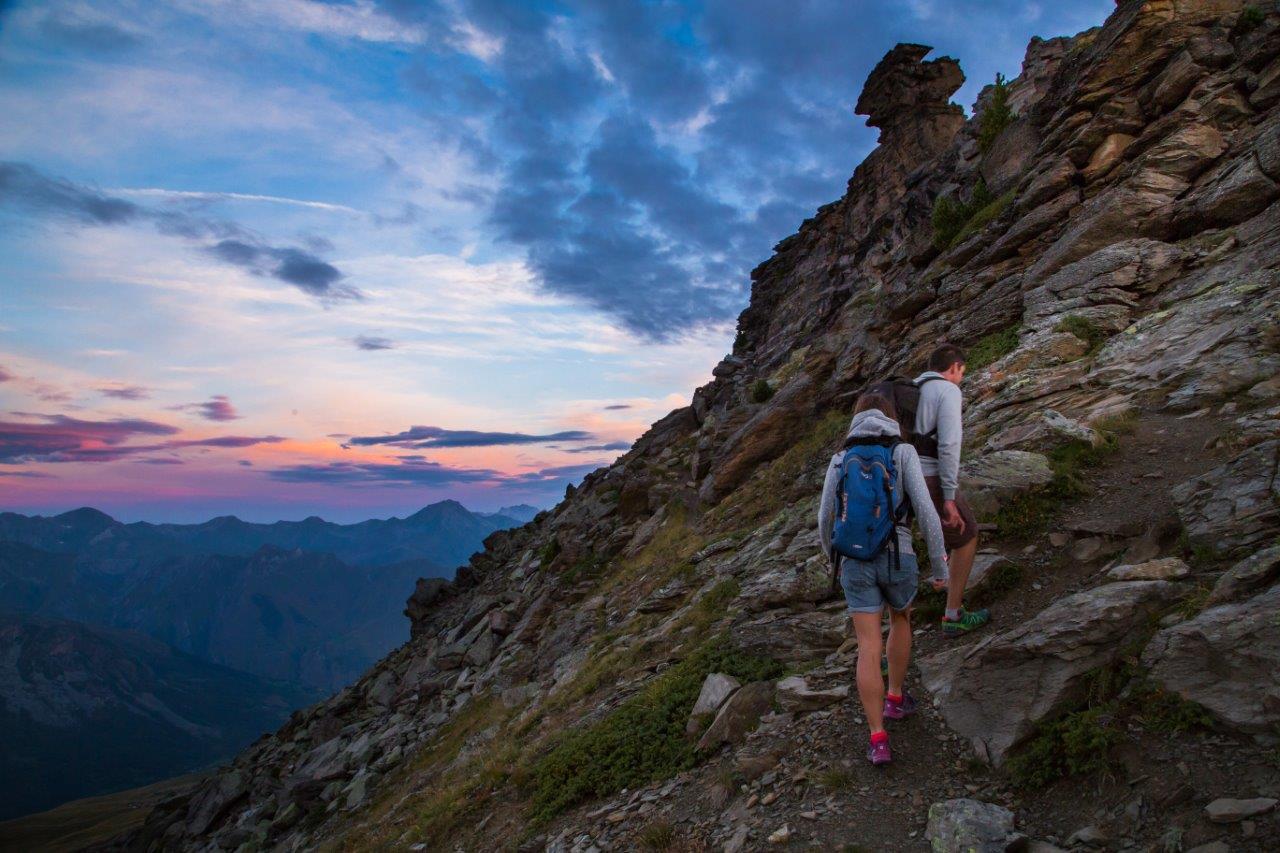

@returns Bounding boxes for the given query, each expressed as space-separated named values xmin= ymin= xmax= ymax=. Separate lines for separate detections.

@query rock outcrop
xmin=1142 ymin=581 xmax=1280 ymax=733
xmin=918 ymin=581 xmax=1182 ymax=764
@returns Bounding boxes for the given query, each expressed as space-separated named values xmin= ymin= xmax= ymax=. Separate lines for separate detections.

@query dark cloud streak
xmin=345 ymin=425 xmax=596 ymax=449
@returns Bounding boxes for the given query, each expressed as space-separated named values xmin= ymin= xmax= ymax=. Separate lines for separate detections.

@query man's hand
xmin=942 ymin=499 xmax=962 ymax=530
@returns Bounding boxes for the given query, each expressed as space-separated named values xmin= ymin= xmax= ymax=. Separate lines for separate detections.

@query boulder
xmin=966 ymin=553 xmax=1015 ymax=597
xmin=918 ymin=581 xmax=1181 ymax=764
xmin=1142 ymin=583 xmax=1280 ymax=733
xmin=185 ymin=771 xmax=247 ymax=837
xmin=1204 ymin=797 xmax=1277 ymax=823
xmin=1207 ymin=545 xmax=1280 ymax=605
xmin=1173 ymin=440 xmax=1280 ymax=553
xmin=463 ymin=631 xmax=496 ymax=668
xmin=986 ymin=411 xmax=1099 ymax=454
xmin=925 ymin=798 xmax=1022 ymax=853
xmin=775 ymin=675 xmax=850 ymax=713
xmin=961 ymin=451 xmax=1055 ymax=519
xmin=696 ymin=681 xmax=776 ymax=752
xmin=1106 ymin=557 xmax=1191 ymax=582
xmin=687 ymin=673 xmax=741 ymax=736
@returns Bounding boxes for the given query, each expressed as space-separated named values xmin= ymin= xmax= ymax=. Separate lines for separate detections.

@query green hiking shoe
xmin=942 ymin=608 xmax=990 ymax=638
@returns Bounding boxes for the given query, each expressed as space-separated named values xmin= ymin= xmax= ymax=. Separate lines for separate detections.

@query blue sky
xmin=0 ymin=0 xmax=1111 ymax=522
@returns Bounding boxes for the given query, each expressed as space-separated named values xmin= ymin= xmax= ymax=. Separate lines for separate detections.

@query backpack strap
xmin=842 ymin=435 xmax=901 ymax=450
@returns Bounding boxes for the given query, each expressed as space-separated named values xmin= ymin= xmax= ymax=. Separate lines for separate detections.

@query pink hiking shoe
xmin=883 ymin=690 xmax=918 ymax=721
xmin=866 ymin=732 xmax=892 ymax=766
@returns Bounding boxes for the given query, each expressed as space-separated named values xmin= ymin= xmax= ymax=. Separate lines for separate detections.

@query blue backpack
xmin=830 ymin=437 xmax=906 ymax=589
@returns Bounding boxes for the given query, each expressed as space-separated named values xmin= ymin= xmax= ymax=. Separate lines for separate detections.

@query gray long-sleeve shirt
xmin=913 ymin=371 xmax=964 ymax=501
xmin=817 ymin=410 xmax=949 ymax=581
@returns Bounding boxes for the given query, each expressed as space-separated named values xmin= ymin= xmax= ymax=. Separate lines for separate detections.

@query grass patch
xmin=991 ymin=429 xmax=1122 ymax=539
xmin=1056 ymin=315 xmax=1109 ymax=356
xmin=978 ymin=72 xmax=1015 ymax=153
xmin=539 ymin=536 xmax=561 ymax=568
xmin=815 ymin=767 xmax=857 ymax=790
xmin=966 ymin=326 xmax=1020 ymax=371
xmin=525 ymin=637 xmax=783 ymax=825
xmin=952 ymin=190 xmax=1015 ymax=247
xmin=750 ymin=378 xmax=776 ymax=404
xmin=638 ymin=819 xmax=677 ymax=851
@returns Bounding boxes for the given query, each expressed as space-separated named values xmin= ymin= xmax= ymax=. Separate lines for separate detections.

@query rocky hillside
xmin=114 ymin=1 xmax=1280 ymax=851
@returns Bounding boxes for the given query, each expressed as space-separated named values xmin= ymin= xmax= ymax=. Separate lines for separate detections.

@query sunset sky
xmin=0 ymin=0 xmax=1110 ymax=522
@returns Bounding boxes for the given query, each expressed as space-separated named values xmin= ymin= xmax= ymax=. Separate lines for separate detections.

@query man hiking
xmin=915 ymin=343 xmax=990 ymax=637
xmin=818 ymin=392 xmax=949 ymax=766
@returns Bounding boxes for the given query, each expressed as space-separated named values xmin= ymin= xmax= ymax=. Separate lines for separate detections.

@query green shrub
xmin=966 ymin=325 xmax=1021 ymax=371
xmin=1239 ymin=5 xmax=1265 ymax=32
xmin=1056 ymin=315 xmax=1108 ymax=356
xmin=931 ymin=179 xmax=1011 ymax=250
xmin=750 ymin=378 xmax=775 ymax=404
xmin=978 ymin=73 xmax=1015 ymax=153
xmin=526 ymin=638 xmax=783 ymax=824
xmin=931 ymin=193 xmax=969 ymax=250
xmin=1129 ymin=680 xmax=1214 ymax=734
xmin=539 ymin=536 xmax=561 ymax=567
xmin=1007 ymin=704 xmax=1121 ymax=788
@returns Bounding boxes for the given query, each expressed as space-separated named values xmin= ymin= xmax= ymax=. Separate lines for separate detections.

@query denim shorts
xmin=839 ymin=550 xmax=919 ymax=614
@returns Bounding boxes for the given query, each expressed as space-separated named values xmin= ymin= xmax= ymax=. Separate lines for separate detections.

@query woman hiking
xmin=817 ymin=392 xmax=949 ymax=766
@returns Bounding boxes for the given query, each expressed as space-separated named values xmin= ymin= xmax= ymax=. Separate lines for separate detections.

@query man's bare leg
xmin=945 ymin=535 xmax=978 ymax=613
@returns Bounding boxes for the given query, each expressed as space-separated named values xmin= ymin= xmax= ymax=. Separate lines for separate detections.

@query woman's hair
xmin=854 ymin=391 xmax=896 ymax=419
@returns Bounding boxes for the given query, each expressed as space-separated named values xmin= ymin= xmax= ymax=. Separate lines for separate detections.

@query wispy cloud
xmin=112 ymin=187 xmax=363 ymax=215
xmin=0 ymin=162 xmax=358 ymax=301
xmin=0 ymin=412 xmax=285 ymax=464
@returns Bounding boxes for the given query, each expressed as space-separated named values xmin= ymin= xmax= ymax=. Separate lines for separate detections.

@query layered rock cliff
xmin=115 ymin=1 xmax=1280 ymax=850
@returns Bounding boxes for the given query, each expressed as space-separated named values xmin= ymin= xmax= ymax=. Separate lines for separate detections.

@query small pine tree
xmin=978 ymin=73 xmax=1015 ymax=153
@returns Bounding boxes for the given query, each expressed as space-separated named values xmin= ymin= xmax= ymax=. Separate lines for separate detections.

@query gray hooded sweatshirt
xmin=913 ymin=370 xmax=964 ymax=501
xmin=817 ymin=409 xmax=949 ymax=582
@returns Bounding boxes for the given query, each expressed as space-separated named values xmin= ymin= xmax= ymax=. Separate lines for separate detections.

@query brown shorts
xmin=924 ymin=475 xmax=979 ymax=550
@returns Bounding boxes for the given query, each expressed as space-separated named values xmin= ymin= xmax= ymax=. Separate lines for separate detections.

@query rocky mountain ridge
xmin=113 ymin=1 xmax=1280 ymax=850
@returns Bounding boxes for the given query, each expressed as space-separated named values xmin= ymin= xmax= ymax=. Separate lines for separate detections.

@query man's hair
xmin=854 ymin=392 xmax=897 ymax=419
xmin=928 ymin=343 xmax=966 ymax=372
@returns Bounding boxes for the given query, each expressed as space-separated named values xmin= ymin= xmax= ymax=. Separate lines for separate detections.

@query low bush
xmin=1238 ymin=5 xmax=1265 ymax=32
xmin=1006 ymin=704 xmax=1121 ymax=788
xmin=750 ymin=378 xmax=776 ymax=403
xmin=526 ymin=638 xmax=782 ymax=825
xmin=966 ymin=326 xmax=1020 ymax=371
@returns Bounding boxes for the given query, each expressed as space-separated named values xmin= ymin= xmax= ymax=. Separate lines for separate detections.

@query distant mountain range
xmin=0 ymin=615 xmax=315 ymax=822
xmin=0 ymin=500 xmax=539 ymax=820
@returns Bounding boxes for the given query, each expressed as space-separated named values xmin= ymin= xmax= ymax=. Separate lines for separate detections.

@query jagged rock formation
xmin=112 ymin=2 xmax=1280 ymax=851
